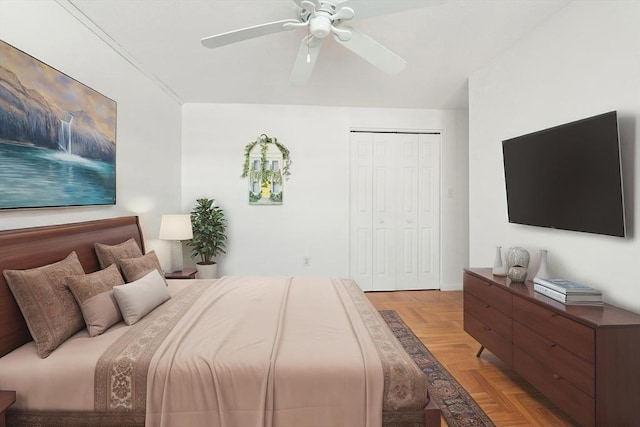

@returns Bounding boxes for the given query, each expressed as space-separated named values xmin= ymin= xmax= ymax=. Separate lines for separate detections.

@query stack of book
xmin=533 ymin=277 xmax=603 ymax=306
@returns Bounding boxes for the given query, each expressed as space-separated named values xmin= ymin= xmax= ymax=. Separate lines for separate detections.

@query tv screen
xmin=502 ymin=111 xmax=625 ymax=237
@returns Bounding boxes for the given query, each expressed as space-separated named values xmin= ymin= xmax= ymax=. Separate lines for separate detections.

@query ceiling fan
xmin=200 ymin=0 xmax=438 ymax=85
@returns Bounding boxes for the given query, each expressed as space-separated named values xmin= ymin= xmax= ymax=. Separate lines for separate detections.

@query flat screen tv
xmin=502 ymin=111 xmax=625 ymax=237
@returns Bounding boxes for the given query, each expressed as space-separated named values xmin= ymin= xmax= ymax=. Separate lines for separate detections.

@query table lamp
xmin=159 ymin=214 xmax=193 ymax=272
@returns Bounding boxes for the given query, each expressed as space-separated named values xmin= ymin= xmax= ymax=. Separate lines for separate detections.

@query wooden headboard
xmin=0 ymin=216 xmax=145 ymax=357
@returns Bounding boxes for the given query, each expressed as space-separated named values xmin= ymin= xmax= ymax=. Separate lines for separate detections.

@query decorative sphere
xmin=506 ymin=247 xmax=530 ymax=269
xmin=508 ymin=266 xmax=528 ymax=283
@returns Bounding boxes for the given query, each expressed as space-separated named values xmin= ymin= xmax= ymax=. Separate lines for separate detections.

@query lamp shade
xmin=159 ymin=215 xmax=193 ymax=240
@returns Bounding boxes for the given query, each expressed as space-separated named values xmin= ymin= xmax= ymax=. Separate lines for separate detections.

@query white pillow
xmin=113 ymin=269 xmax=170 ymax=325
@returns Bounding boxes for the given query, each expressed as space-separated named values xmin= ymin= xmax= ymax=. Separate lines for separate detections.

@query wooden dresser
xmin=463 ymin=268 xmax=640 ymax=427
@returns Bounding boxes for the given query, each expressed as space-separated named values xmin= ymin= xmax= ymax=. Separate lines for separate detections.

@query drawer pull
xmin=550 ymin=343 xmax=557 ymax=348
xmin=552 ymin=373 xmax=561 ymax=380
xmin=483 ymin=325 xmax=491 ymax=331
xmin=485 ymin=304 xmax=490 ymax=308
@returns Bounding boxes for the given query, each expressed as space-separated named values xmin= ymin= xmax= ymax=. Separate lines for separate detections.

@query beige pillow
xmin=119 ymin=250 xmax=166 ymax=284
xmin=66 ymin=264 xmax=125 ymax=337
xmin=95 ymin=238 xmax=143 ymax=269
xmin=3 ymin=252 xmax=85 ymax=358
xmin=113 ymin=269 xmax=171 ymax=325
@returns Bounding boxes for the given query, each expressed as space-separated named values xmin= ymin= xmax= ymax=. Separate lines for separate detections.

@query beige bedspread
xmin=148 ymin=276 xmax=384 ymax=427
xmin=94 ymin=276 xmax=427 ymax=427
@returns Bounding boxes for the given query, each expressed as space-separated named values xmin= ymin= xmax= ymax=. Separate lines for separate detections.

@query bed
xmin=0 ymin=216 xmax=440 ymax=427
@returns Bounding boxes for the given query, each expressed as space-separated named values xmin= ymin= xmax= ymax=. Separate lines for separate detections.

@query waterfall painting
xmin=0 ymin=40 xmax=116 ymax=209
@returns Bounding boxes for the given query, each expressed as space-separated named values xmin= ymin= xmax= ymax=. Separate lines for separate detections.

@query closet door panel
xmin=418 ymin=134 xmax=441 ymax=289
xmin=349 ymin=134 xmax=374 ymax=290
xmin=372 ymin=135 xmax=397 ymax=290
xmin=398 ymin=135 xmax=420 ymax=288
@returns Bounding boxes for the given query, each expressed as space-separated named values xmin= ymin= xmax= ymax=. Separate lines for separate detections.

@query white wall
xmin=469 ymin=1 xmax=640 ymax=312
xmin=181 ymin=104 xmax=469 ymax=290
xmin=0 ymin=0 xmax=183 ymax=266
xmin=0 ymin=1 xmax=469 ymax=286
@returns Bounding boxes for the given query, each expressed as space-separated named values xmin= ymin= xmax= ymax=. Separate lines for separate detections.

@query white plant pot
xmin=196 ymin=263 xmax=218 ymax=279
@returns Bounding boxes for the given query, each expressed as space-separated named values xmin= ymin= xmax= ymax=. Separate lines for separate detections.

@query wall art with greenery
xmin=241 ymin=134 xmax=291 ymax=205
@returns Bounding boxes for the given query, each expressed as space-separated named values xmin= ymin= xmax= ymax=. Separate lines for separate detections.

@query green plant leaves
xmin=187 ymin=197 xmax=227 ymax=265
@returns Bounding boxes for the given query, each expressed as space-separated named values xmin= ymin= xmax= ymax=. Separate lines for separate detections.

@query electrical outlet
xmin=303 ymin=256 xmax=310 ymax=267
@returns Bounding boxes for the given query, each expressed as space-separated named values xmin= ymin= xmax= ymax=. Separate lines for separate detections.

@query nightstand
xmin=0 ymin=390 xmax=16 ymax=427
xmin=165 ymin=268 xmax=197 ymax=279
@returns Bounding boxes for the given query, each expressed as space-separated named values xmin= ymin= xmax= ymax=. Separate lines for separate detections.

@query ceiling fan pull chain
xmin=303 ymin=34 xmax=312 ymax=63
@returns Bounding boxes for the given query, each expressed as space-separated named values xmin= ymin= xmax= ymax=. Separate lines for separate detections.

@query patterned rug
xmin=380 ymin=310 xmax=495 ymax=427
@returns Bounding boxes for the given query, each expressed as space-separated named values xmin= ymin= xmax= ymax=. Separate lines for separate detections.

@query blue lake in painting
xmin=0 ymin=140 xmax=115 ymax=209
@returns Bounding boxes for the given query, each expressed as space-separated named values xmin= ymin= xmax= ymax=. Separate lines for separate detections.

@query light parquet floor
xmin=366 ymin=290 xmax=578 ymax=427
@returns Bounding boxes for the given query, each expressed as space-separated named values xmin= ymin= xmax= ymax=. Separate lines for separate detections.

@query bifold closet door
xmin=349 ymin=132 xmax=440 ymax=291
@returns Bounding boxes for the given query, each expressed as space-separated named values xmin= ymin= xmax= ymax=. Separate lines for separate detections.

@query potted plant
xmin=187 ymin=198 xmax=227 ymax=279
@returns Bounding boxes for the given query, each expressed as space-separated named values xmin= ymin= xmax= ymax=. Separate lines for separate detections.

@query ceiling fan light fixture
xmin=309 ymin=16 xmax=332 ymax=39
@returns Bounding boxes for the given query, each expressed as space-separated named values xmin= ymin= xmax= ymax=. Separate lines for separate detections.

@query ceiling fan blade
xmin=290 ymin=37 xmax=323 ymax=86
xmin=331 ymin=6 xmax=355 ymax=21
xmin=334 ymin=26 xmax=406 ymax=74
xmin=201 ymin=19 xmax=300 ymax=49
xmin=332 ymin=25 xmax=352 ymax=41
xmin=294 ymin=0 xmax=319 ymax=7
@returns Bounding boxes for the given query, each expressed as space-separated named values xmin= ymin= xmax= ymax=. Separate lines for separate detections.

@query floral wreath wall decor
xmin=241 ymin=134 xmax=291 ymax=205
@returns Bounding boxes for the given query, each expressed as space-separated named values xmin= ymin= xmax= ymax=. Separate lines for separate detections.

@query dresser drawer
xmin=463 ymin=273 xmax=512 ymax=316
xmin=514 ymin=347 xmax=595 ymax=427
xmin=513 ymin=321 xmax=594 ymax=397
xmin=513 ymin=297 xmax=594 ymax=363
xmin=464 ymin=312 xmax=512 ymax=366
xmin=464 ymin=292 xmax=511 ymax=340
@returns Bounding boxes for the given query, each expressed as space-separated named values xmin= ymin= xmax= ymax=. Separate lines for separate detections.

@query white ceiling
xmin=66 ymin=0 xmax=571 ymax=109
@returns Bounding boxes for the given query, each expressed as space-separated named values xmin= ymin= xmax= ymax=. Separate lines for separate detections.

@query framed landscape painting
xmin=0 ymin=40 xmax=116 ymax=209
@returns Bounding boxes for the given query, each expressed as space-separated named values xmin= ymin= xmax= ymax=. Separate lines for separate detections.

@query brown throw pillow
xmin=3 ymin=252 xmax=86 ymax=358
xmin=119 ymin=250 xmax=166 ymax=284
xmin=95 ymin=238 xmax=143 ymax=269
xmin=67 ymin=264 xmax=125 ymax=337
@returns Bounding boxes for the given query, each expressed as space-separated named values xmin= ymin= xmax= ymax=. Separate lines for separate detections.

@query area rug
xmin=380 ymin=310 xmax=495 ymax=427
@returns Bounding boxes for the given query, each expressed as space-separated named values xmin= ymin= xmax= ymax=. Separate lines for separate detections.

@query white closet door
xmin=372 ymin=134 xmax=398 ymax=291
xmin=417 ymin=133 xmax=440 ymax=290
xmin=349 ymin=133 xmax=374 ymax=290
xmin=350 ymin=132 xmax=440 ymax=291
xmin=397 ymin=134 xmax=420 ymax=289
